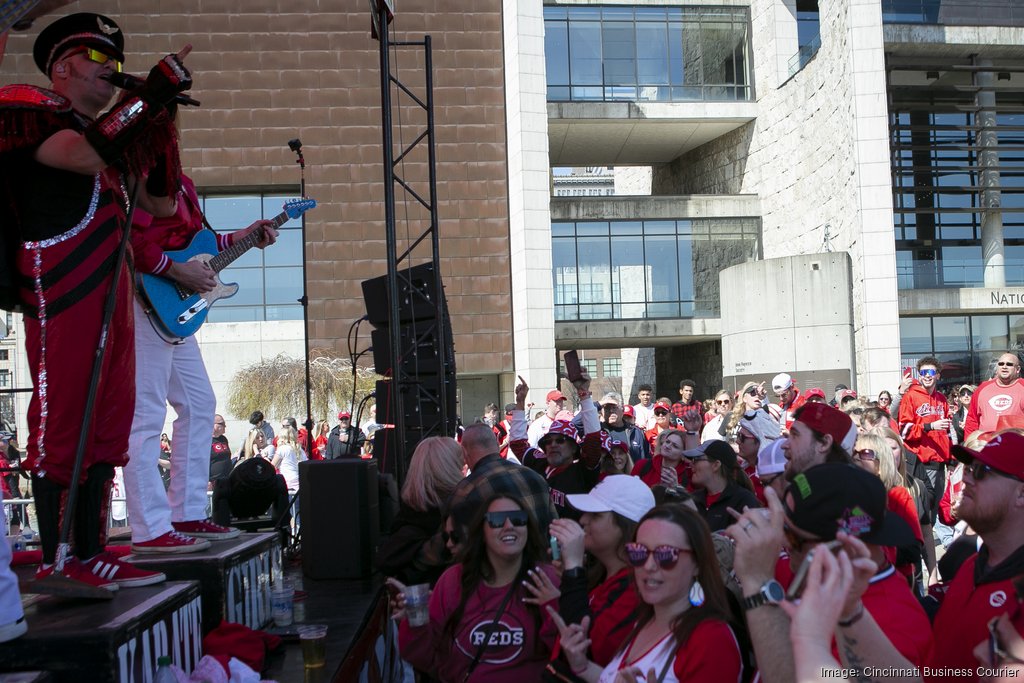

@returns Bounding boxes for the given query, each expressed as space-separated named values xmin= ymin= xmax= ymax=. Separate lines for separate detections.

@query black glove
xmin=84 ymin=52 xmax=190 ymax=167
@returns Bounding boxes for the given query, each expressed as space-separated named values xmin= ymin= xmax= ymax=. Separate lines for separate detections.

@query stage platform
xmin=0 ymin=534 xmax=383 ymax=682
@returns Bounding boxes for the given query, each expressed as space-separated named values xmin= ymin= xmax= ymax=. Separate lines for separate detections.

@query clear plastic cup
xmin=404 ymin=583 xmax=431 ymax=627
xmin=298 ymin=624 xmax=328 ymax=668
xmin=271 ymin=585 xmax=294 ymax=626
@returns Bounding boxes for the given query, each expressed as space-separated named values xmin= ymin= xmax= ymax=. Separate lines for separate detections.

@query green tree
xmin=226 ymin=350 xmax=378 ymax=425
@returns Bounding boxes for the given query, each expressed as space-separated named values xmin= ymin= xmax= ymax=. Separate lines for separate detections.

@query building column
xmin=976 ymin=57 xmax=1005 ymax=288
xmin=503 ymin=0 xmax=558 ymax=397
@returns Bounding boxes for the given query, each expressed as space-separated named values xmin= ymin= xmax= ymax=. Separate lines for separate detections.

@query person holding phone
xmin=725 ymin=464 xmax=931 ymax=683
xmin=550 ymin=504 xmax=743 ymax=682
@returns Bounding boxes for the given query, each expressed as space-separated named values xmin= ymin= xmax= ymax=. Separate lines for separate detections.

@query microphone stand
xmin=290 ymin=140 xmax=314 ymax=444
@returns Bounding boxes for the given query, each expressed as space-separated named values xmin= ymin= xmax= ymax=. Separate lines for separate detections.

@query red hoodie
xmin=898 ymin=381 xmax=951 ymax=464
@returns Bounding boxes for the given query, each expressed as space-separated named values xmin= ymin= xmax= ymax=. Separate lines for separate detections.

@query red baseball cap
xmin=654 ymin=399 xmax=671 ymax=412
xmin=793 ymin=403 xmax=857 ymax=455
xmin=539 ymin=420 xmax=579 ymax=449
xmin=338 ymin=411 xmax=351 ymax=420
xmin=546 ymin=390 xmax=567 ymax=402
xmin=805 ymin=387 xmax=826 ymax=400
xmin=952 ymin=431 xmax=1024 ymax=480
xmin=622 ymin=405 xmax=635 ymax=418
xmin=839 ymin=389 xmax=858 ymax=400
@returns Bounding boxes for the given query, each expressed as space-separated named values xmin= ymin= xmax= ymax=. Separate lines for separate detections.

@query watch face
xmin=765 ymin=581 xmax=785 ymax=603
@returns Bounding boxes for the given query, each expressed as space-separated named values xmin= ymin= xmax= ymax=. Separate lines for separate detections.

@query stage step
xmin=0 ymin=581 xmax=202 ymax=683
xmin=123 ymin=532 xmax=283 ymax=634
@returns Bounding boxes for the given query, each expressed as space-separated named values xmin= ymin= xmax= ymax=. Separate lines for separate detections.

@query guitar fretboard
xmin=208 ymin=209 xmax=293 ymax=274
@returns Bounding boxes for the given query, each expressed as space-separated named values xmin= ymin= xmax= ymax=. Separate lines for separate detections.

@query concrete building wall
xmin=651 ymin=0 xmax=899 ymax=395
xmin=503 ymin=0 xmax=558 ymax=400
xmin=720 ymin=252 xmax=855 ymax=388
xmin=2 ymin=1 xmax=516 ymax=379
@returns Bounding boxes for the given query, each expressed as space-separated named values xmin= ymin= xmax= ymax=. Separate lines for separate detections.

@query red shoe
xmin=82 ymin=552 xmax=166 ymax=587
xmin=35 ymin=558 xmax=118 ymax=592
xmin=172 ymin=519 xmax=241 ymax=540
xmin=131 ymin=530 xmax=211 ymax=554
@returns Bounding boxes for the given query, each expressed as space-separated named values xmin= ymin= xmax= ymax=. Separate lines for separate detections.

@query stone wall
xmin=655 ymin=341 xmax=724 ymax=403
xmin=650 ymin=0 xmax=901 ymax=395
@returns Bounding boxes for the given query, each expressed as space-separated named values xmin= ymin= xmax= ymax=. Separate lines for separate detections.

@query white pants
xmin=0 ymin=490 xmax=22 ymax=626
xmin=124 ymin=301 xmax=216 ymax=542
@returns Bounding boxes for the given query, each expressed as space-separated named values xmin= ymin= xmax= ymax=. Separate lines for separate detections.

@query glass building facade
xmin=900 ymin=314 xmax=1024 ymax=388
xmin=543 ymin=5 xmax=752 ymax=103
xmin=551 ymin=217 xmax=760 ymax=321
xmin=882 ymin=0 xmax=1024 ymax=26
xmin=888 ymin=61 xmax=1024 ymax=290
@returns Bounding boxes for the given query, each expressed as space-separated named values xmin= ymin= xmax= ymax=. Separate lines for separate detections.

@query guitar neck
xmin=208 ymin=209 xmax=291 ymax=273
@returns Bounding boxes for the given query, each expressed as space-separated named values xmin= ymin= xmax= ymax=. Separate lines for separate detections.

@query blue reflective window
xmin=544 ymin=5 xmax=751 ymax=103
xmin=198 ymin=190 xmax=304 ymax=323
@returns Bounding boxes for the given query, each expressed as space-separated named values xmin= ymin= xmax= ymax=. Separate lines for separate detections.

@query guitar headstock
xmin=283 ymin=198 xmax=317 ymax=220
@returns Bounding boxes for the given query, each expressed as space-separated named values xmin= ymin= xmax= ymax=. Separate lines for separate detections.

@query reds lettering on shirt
xmin=457 ymin=616 xmax=527 ymax=665
xmin=915 ymin=403 xmax=946 ymax=419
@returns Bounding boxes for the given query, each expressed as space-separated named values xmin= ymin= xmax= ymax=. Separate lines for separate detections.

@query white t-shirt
xmin=599 ymin=633 xmax=678 ymax=683
xmin=275 ymin=444 xmax=303 ymax=492
xmin=633 ymin=403 xmax=656 ymax=430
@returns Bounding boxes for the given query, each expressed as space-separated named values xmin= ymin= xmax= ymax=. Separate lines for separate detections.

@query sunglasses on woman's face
xmin=878 ymin=396 xmax=891 ymax=403
xmin=442 ymin=529 xmax=462 ymax=545
xmin=485 ymin=510 xmax=528 ymax=529
xmin=853 ymin=448 xmax=877 ymax=462
xmin=744 ymin=387 xmax=759 ymax=397
xmin=716 ymin=400 xmax=731 ymax=405
xmin=624 ymin=542 xmax=691 ymax=569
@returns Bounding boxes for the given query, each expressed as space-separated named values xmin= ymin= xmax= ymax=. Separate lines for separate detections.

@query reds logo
xmin=990 ymin=590 xmax=1008 ymax=608
xmin=457 ymin=616 xmax=526 ymax=665
xmin=915 ymin=403 xmax=945 ymax=418
xmin=988 ymin=394 xmax=1013 ymax=412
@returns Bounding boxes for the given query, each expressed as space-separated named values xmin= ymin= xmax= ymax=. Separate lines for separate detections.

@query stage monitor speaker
xmin=299 ymin=459 xmax=379 ymax=579
xmin=361 ymin=263 xmax=443 ymax=326
xmin=371 ymin=314 xmax=454 ymax=377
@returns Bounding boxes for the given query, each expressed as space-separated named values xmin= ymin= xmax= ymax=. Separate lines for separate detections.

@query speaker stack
xmin=361 ymin=263 xmax=457 ymax=476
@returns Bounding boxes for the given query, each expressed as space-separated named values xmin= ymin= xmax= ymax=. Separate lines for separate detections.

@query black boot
xmin=30 ymin=475 xmax=66 ymax=566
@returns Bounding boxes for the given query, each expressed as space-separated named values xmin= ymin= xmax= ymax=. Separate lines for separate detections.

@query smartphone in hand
xmin=564 ymin=350 xmax=583 ymax=383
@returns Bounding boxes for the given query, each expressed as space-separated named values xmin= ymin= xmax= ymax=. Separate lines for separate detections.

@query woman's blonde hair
xmin=241 ymin=429 xmax=262 ymax=459
xmin=727 ymin=382 xmax=758 ymax=432
xmin=278 ymin=426 xmax=298 ymax=448
xmin=856 ymin=432 xmax=901 ymax=491
xmin=872 ymin=425 xmax=910 ymax=485
xmin=316 ymin=420 xmax=330 ymax=437
xmin=401 ymin=437 xmax=466 ymax=513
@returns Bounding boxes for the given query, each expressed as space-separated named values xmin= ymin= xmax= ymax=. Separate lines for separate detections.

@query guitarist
xmin=124 ymin=168 xmax=276 ymax=553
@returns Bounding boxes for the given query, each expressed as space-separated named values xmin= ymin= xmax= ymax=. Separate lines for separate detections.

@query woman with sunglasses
xmin=700 ymin=391 xmax=733 ymax=443
xmin=377 ymin=436 xmax=466 ymax=586
xmin=951 ymin=384 xmax=975 ymax=445
xmin=726 ymin=382 xmax=768 ymax=436
xmin=553 ymin=504 xmax=743 ymax=682
xmin=853 ymin=433 xmax=924 ymax=587
xmin=685 ymin=440 xmax=760 ymax=533
xmin=599 ymin=436 xmax=634 ymax=478
xmin=875 ymin=390 xmax=894 ymax=415
xmin=397 ymin=494 xmax=559 ymax=682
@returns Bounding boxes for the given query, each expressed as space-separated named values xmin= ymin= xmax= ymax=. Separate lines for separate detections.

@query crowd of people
xmin=381 ymin=356 xmax=1024 ymax=682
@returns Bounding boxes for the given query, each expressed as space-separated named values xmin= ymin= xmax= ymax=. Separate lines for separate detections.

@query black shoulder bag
xmin=462 ymin=581 xmax=518 ymax=683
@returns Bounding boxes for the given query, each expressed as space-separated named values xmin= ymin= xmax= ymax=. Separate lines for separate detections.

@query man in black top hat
xmin=0 ymin=12 xmax=194 ymax=592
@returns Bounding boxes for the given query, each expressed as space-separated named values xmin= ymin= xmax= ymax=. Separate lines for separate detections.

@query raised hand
xmin=725 ymin=486 xmax=785 ymax=587
xmin=549 ymin=518 xmax=586 ymax=569
xmin=145 ymin=45 xmax=193 ymax=105
xmin=515 ymin=375 xmax=529 ymax=408
xmin=547 ymin=607 xmax=592 ymax=677
xmin=523 ymin=566 xmax=560 ymax=606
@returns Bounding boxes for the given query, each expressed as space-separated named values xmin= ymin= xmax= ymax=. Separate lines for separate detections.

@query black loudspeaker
xmin=299 ymin=459 xmax=379 ymax=579
xmin=361 ymin=263 xmax=442 ymax=326
xmin=371 ymin=319 xmax=449 ymax=376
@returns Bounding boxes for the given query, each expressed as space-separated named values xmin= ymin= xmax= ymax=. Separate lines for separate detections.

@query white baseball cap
xmin=567 ymin=475 xmax=655 ymax=523
xmin=772 ymin=373 xmax=794 ymax=393
xmin=757 ymin=438 xmax=788 ymax=477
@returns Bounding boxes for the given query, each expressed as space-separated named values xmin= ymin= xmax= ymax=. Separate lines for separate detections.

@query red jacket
xmin=131 ymin=176 xmax=234 ymax=275
xmin=778 ymin=387 xmax=808 ymax=430
xmin=898 ymin=382 xmax=951 ymax=463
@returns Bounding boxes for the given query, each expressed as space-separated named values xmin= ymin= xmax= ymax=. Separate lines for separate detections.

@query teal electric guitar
xmin=137 ymin=198 xmax=316 ymax=343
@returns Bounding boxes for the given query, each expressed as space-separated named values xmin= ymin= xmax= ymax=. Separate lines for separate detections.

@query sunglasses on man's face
xmin=736 ymin=432 xmax=758 ymax=444
xmin=997 ymin=362 xmax=1019 ymax=368
xmin=624 ymin=542 xmax=691 ymax=569
xmin=541 ymin=435 xmax=571 ymax=448
xmin=485 ymin=510 xmax=528 ymax=529
xmin=967 ymin=459 xmax=1024 ymax=483
xmin=66 ymin=47 xmax=123 ymax=72
xmin=654 ymin=409 xmax=669 ymax=416
xmin=919 ymin=368 xmax=938 ymax=377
